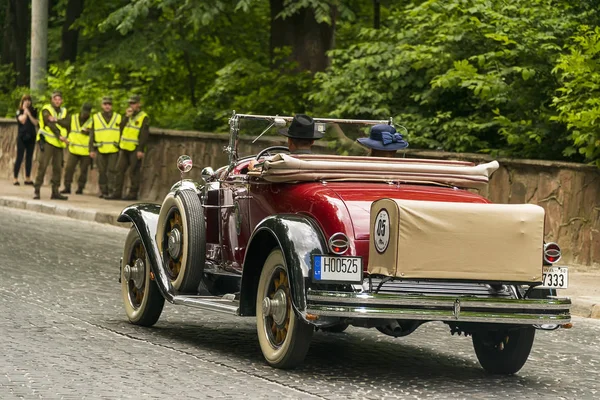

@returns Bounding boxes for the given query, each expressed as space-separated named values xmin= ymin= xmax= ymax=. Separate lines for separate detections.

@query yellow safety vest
xmin=68 ymin=114 xmax=93 ymax=156
xmin=93 ymin=112 xmax=121 ymax=154
xmin=37 ymin=104 xmax=68 ymax=148
xmin=120 ymin=111 xmax=148 ymax=151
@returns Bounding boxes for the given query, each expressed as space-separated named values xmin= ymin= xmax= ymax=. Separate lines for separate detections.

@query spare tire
xmin=156 ymin=189 xmax=205 ymax=293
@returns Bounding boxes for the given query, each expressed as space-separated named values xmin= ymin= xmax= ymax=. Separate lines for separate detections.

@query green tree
xmin=311 ymin=0 xmax=588 ymax=160
xmin=553 ymin=26 xmax=600 ymax=166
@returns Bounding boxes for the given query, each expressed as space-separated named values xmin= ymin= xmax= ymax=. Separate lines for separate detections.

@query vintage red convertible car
xmin=118 ymin=112 xmax=571 ymax=373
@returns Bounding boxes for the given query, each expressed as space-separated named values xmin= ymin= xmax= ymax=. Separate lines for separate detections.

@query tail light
xmin=328 ymin=233 xmax=349 ymax=255
xmin=543 ymin=242 xmax=561 ymax=264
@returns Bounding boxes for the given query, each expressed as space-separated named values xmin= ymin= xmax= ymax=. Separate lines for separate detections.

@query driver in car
xmin=279 ymin=114 xmax=324 ymax=154
xmin=248 ymin=114 xmax=324 ymax=171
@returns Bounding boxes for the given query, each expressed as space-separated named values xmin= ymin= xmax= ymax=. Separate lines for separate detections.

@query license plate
xmin=312 ymin=255 xmax=363 ymax=283
xmin=539 ymin=266 xmax=568 ymax=289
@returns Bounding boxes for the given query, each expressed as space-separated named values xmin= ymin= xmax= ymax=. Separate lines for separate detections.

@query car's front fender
xmin=117 ymin=203 xmax=175 ymax=302
xmin=239 ymin=214 xmax=328 ymax=318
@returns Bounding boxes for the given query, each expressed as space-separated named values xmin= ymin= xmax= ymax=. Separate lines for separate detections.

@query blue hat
xmin=357 ymin=124 xmax=409 ymax=151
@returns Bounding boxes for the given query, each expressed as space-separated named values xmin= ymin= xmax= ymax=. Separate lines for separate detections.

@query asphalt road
xmin=0 ymin=207 xmax=599 ymax=399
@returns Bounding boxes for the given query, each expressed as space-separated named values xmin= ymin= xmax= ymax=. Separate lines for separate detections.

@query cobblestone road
xmin=1 ymin=207 xmax=599 ymax=399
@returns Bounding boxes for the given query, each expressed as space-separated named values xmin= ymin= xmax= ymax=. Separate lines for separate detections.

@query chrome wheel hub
xmin=124 ymin=258 xmax=146 ymax=290
xmin=262 ymin=289 xmax=287 ymax=326
xmin=168 ymin=227 xmax=182 ymax=259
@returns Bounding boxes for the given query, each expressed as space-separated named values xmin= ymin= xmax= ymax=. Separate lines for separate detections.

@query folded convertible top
xmin=249 ymin=153 xmax=499 ymax=189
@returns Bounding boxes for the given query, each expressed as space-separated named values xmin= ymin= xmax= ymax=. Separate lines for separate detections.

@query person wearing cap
xmin=60 ymin=103 xmax=94 ymax=195
xmin=33 ymin=90 xmax=70 ymax=200
xmin=107 ymin=94 xmax=149 ymax=200
xmin=357 ymin=124 xmax=408 ymax=158
xmin=90 ymin=96 xmax=122 ymax=198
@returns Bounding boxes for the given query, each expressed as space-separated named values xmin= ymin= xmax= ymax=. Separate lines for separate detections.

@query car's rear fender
xmin=117 ymin=203 xmax=176 ymax=303
xmin=239 ymin=214 xmax=328 ymax=319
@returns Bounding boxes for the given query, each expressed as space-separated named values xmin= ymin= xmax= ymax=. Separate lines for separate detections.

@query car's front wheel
xmin=472 ymin=326 xmax=535 ymax=374
xmin=121 ymin=227 xmax=165 ymax=326
xmin=256 ymin=249 xmax=313 ymax=369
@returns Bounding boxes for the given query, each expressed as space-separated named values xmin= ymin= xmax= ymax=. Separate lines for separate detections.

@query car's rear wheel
xmin=256 ymin=249 xmax=313 ymax=369
xmin=472 ymin=326 xmax=535 ymax=375
xmin=121 ymin=228 xmax=165 ymax=326
xmin=157 ymin=190 xmax=205 ymax=293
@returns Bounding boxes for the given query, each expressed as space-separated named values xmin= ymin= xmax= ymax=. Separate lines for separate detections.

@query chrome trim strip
xmin=544 ymin=242 xmax=562 ymax=264
xmin=307 ymin=291 xmax=571 ymax=310
xmin=306 ymin=305 xmax=571 ymax=325
xmin=173 ymin=295 xmax=240 ymax=315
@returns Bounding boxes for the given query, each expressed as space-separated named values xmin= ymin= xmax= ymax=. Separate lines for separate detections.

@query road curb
xmin=570 ymin=298 xmax=600 ymax=319
xmin=0 ymin=196 xmax=128 ymax=229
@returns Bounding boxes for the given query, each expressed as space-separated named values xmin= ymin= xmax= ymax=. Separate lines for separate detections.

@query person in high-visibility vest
xmin=60 ymin=103 xmax=93 ymax=195
xmin=107 ymin=94 xmax=149 ymax=201
xmin=33 ymin=91 xmax=70 ymax=200
xmin=89 ymin=96 xmax=121 ymax=198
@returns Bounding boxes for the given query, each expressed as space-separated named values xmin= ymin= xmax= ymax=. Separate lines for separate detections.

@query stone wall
xmin=1 ymin=118 xmax=598 ymax=267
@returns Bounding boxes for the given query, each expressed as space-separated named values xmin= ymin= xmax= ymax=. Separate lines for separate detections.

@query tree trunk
xmin=269 ymin=0 xmax=336 ymax=73
xmin=374 ymin=0 xmax=380 ymax=29
xmin=59 ymin=0 xmax=84 ymax=62
xmin=1 ymin=0 xmax=28 ymax=86
xmin=2 ymin=0 xmax=15 ymax=68
xmin=13 ymin=0 xmax=28 ymax=85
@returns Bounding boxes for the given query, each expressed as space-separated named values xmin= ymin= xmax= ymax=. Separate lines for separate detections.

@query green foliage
xmin=311 ymin=0 xmax=589 ymax=161
xmin=552 ymin=26 xmax=600 ymax=166
xmin=0 ymin=65 xmax=18 ymax=117
xmin=278 ymin=0 xmax=355 ymax=24
xmin=196 ymin=55 xmax=312 ymax=132
xmin=44 ymin=62 xmax=141 ymax=114
xmin=2 ymin=0 xmax=599 ymax=166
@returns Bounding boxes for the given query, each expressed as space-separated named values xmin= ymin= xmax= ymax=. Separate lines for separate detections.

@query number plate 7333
xmin=539 ymin=266 xmax=568 ymax=289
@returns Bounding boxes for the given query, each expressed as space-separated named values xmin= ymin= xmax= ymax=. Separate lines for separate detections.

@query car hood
xmin=327 ymin=183 xmax=490 ymax=240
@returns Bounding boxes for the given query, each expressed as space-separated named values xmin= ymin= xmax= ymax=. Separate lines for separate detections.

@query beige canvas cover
xmin=368 ymin=199 xmax=545 ymax=282
xmin=249 ymin=154 xmax=498 ymax=189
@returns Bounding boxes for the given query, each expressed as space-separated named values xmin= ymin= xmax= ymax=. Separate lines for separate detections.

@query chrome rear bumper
xmin=306 ymin=290 xmax=571 ymax=325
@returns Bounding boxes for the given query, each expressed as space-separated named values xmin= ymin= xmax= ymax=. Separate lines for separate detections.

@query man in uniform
xmin=33 ymin=91 xmax=70 ymax=200
xmin=60 ymin=103 xmax=93 ymax=195
xmin=107 ymin=94 xmax=149 ymax=201
xmin=90 ymin=96 xmax=121 ymax=198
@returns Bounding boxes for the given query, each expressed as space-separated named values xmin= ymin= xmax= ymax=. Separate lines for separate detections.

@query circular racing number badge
xmin=374 ymin=209 xmax=390 ymax=254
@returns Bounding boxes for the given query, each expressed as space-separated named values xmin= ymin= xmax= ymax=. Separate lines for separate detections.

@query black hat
xmin=278 ymin=114 xmax=324 ymax=140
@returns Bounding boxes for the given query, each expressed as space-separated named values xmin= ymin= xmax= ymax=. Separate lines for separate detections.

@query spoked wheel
xmin=256 ymin=249 xmax=313 ymax=369
xmin=157 ymin=190 xmax=205 ymax=293
xmin=121 ymin=228 xmax=165 ymax=326
xmin=472 ymin=326 xmax=536 ymax=375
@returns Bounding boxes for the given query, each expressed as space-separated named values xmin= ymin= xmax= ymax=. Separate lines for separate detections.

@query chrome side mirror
xmin=201 ymin=167 xmax=216 ymax=183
